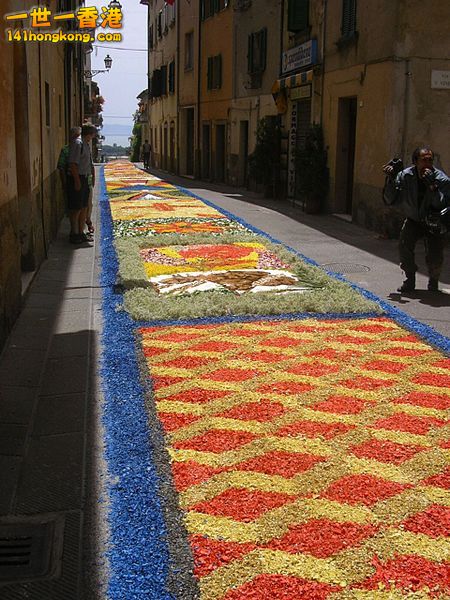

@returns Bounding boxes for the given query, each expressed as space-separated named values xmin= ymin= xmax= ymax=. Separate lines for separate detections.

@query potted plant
xmin=295 ymin=124 xmax=329 ymax=213
xmin=248 ymin=116 xmax=281 ymax=197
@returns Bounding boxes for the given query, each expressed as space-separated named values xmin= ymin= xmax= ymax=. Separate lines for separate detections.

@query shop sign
xmin=288 ymin=105 xmax=297 ymax=198
xmin=431 ymin=70 xmax=450 ymax=89
xmin=282 ymin=40 xmax=317 ymax=75
xmin=290 ymin=84 xmax=311 ymax=100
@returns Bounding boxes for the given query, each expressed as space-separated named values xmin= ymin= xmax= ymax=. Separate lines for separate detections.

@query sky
xmin=91 ymin=2 xmax=148 ymax=147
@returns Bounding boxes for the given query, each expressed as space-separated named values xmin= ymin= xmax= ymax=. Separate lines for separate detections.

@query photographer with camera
xmin=382 ymin=147 xmax=450 ymax=293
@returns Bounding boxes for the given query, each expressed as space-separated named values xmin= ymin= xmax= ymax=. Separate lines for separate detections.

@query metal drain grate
xmin=321 ymin=263 xmax=370 ymax=274
xmin=0 ymin=521 xmax=55 ymax=583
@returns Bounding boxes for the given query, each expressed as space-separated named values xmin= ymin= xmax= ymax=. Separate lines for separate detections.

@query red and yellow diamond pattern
xmin=139 ymin=317 xmax=450 ymax=599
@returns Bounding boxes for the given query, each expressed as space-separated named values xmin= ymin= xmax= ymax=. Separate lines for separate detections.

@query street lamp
xmin=84 ymin=55 xmax=113 ymax=79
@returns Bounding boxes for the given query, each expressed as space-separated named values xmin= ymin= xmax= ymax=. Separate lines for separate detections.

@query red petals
xmin=322 ymin=474 xmax=409 ymax=506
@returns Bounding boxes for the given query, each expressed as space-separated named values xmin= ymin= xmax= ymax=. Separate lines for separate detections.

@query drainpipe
xmin=38 ymin=40 xmax=48 ymax=259
xmin=176 ymin=0 xmax=180 ymax=174
xmin=401 ymin=59 xmax=411 ymax=163
xmin=319 ymin=0 xmax=327 ymax=125
xmin=147 ymin=2 xmax=151 ymax=164
xmin=279 ymin=0 xmax=285 ymax=77
xmin=196 ymin=3 xmax=202 ymax=179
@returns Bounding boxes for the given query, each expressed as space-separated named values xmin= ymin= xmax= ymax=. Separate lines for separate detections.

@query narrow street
xmin=1 ymin=1 xmax=450 ymax=598
xmin=0 ymin=162 xmax=448 ymax=599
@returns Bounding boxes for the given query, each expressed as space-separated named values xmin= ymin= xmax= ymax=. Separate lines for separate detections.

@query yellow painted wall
xmin=322 ymin=0 xmax=450 ymax=233
xmin=200 ymin=6 xmax=233 ymax=122
xmin=0 ymin=0 xmax=78 ymax=348
xmin=148 ymin=0 xmax=178 ymax=169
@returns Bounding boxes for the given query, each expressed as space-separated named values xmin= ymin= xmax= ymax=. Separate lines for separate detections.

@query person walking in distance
xmin=142 ymin=139 xmax=151 ymax=169
xmin=67 ymin=123 xmax=97 ymax=244
xmin=383 ymin=147 xmax=450 ymax=293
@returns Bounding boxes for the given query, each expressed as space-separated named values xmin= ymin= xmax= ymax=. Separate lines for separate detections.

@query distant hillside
xmin=102 ymin=144 xmax=130 ymax=156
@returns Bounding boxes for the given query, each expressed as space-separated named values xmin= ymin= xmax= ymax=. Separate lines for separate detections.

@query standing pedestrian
xmin=142 ymin=139 xmax=151 ymax=169
xmin=67 ymin=123 xmax=97 ymax=244
xmin=57 ymin=126 xmax=81 ymax=210
xmin=383 ymin=147 xmax=450 ymax=292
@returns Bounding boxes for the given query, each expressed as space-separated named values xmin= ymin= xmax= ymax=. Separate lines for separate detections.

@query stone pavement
xmin=0 ymin=164 xmax=448 ymax=598
xmin=0 ymin=185 xmax=105 ymax=598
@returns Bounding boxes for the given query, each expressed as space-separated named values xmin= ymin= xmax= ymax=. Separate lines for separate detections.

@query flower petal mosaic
xmin=101 ymin=161 xmax=450 ymax=600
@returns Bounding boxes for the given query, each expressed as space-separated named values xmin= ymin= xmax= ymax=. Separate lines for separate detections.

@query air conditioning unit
xmin=234 ymin=0 xmax=252 ymax=11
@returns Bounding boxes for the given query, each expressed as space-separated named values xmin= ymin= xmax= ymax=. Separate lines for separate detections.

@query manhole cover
xmin=0 ymin=520 xmax=61 ymax=583
xmin=321 ymin=263 xmax=370 ymax=274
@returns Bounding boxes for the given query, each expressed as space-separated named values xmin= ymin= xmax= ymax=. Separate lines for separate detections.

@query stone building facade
xmin=0 ymin=0 xmax=86 ymax=349
xmin=142 ymin=0 xmax=450 ymax=237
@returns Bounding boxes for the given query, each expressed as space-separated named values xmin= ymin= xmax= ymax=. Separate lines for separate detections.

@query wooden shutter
xmin=207 ymin=56 xmax=213 ymax=89
xmin=216 ymin=54 xmax=222 ymax=88
xmin=341 ymin=0 xmax=357 ymax=36
xmin=261 ymin=28 xmax=267 ymax=71
xmin=287 ymin=0 xmax=309 ymax=32
xmin=157 ymin=12 xmax=162 ymax=37
xmin=152 ymin=70 xmax=162 ymax=98
xmin=169 ymin=61 xmax=175 ymax=94
xmin=247 ymin=33 xmax=254 ymax=74
xmin=161 ymin=65 xmax=168 ymax=95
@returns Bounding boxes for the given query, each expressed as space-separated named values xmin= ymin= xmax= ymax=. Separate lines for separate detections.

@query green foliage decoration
xmin=130 ymin=121 xmax=142 ymax=162
xmin=295 ymin=124 xmax=329 ymax=204
xmin=248 ymin=116 xmax=281 ymax=186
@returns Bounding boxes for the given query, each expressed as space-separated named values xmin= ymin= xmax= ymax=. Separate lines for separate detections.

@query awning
xmin=271 ymin=69 xmax=313 ymax=95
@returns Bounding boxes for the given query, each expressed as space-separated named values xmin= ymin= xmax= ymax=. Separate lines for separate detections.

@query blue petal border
xmin=99 ymin=168 xmax=175 ymax=600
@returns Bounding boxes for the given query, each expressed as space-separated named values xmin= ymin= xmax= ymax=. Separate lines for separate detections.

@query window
xmin=201 ymin=0 xmax=229 ymax=20
xmin=149 ymin=24 xmax=154 ymax=49
xmin=161 ymin=7 xmax=167 ymax=34
xmin=161 ymin=64 xmax=168 ymax=95
xmin=248 ymin=28 xmax=267 ymax=75
xmin=168 ymin=1 xmax=176 ymax=26
xmin=287 ymin=0 xmax=309 ymax=32
xmin=151 ymin=69 xmax=162 ymax=98
xmin=185 ymin=31 xmax=194 ymax=70
xmin=168 ymin=61 xmax=175 ymax=94
xmin=207 ymin=54 xmax=222 ymax=90
xmin=341 ymin=0 xmax=357 ymax=37
xmin=157 ymin=13 xmax=162 ymax=38
xmin=45 ymin=82 xmax=50 ymax=127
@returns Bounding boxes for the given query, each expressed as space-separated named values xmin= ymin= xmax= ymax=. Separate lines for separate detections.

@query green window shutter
xmin=169 ymin=61 xmax=175 ymax=94
xmin=247 ymin=33 xmax=253 ymax=74
xmin=207 ymin=56 xmax=213 ymax=89
xmin=217 ymin=54 xmax=222 ymax=88
xmin=261 ymin=28 xmax=267 ymax=71
xmin=213 ymin=0 xmax=219 ymax=14
xmin=201 ymin=0 xmax=205 ymax=20
xmin=288 ymin=0 xmax=309 ymax=32
xmin=160 ymin=65 xmax=167 ymax=95
xmin=341 ymin=0 xmax=357 ymax=36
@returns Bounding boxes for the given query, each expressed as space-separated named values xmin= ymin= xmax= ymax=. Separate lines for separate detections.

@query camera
xmin=386 ymin=158 xmax=404 ymax=178
xmin=425 ymin=206 xmax=450 ymax=235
